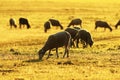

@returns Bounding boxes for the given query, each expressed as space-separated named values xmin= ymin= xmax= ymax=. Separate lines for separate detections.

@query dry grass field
xmin=0 ymin=0 xmax=120 ymax=80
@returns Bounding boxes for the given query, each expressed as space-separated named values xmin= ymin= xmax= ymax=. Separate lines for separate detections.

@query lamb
xmin=67 ymin=18 xmax=82 ymax=27
xmin=115 ymin=20 xmax=120 ymax=29
xmin=19 ymin=17 xmax=31 ymax=29
xmin=9 ymin=18 xmax=17 ymax=28
xmin=38 ymin=31 xmax=71 ymax=60
xmin=95 ymin=21 xmax=112 ymax=32
xmin=73 ymin=29 xmax=93 ymax=48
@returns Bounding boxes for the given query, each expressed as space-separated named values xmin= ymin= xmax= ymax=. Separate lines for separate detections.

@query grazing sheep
xmin=49 ymin=19 xmax=63 ymax=29
xmin=38 ymin=31 xmax=71 ymax=60
xmin=67 ymin=18 xmax=82 ymax=27
xmin=73 ymin=29 xmax=93 ymax=48
xmin=44 ymin=21 xmax=51 ymax=33
xmin=95 ymin=21 xmax=112 ymax=32
xmin=65 ymin=27 xmax=79 ymax=39
xmin=115 ymin=20 xmax=120 ymax=29
xmin=19 ymin=17 xmax=31 ymax=29
xmin=9 ymin=18 xmax=17 ymax=28
xmin=65 ymin=27 xmax=80 ymax=47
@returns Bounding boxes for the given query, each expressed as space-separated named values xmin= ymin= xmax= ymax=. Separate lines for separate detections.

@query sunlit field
xmin=0 ymin=0 xmax=120 ymax=80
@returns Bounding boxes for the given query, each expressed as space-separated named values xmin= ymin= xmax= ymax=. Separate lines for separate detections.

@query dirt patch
xmin=57 ymin=60 xmax=74 ymax=65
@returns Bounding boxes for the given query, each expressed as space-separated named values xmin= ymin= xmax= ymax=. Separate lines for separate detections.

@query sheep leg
xmin=56 ymin=48 xmax=59 ymax=58
xmin=63 ymin=50 xmax=66 ymax=58
xmin=19 ymin=24 xmax=22 ymax=29
xmin=46 ymin=50 xmax=51 ymax=59
xmin=63 ymin=46 xmax=69 ymax=58
xmin=72 ymin=42 xmax=75 ymax=47
xmin=71 ymin=39 xmax=75 ymax=47
xmin=44 ymin=28 xmax=47 ymax=33
xmin=82 ymin=40 xmax=87 ymax=48
xmin=10 ymin=25 xmax=12 ymax=29
xmin=76 ymin=39 xmax=79 ymax=48
xmin=66 ymin=49 xmax=69 ymax=58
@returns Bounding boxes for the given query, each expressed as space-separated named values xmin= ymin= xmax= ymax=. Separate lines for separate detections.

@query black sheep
xmin=38 ymin=31 xmax=71 ymax=60
xmin=73 ymin=29 xmax=93 ymax=48
xmin=115 ymin=20 xmax=120 ymax=29
xmin=67 ymin=18 xmax=82 ymax=27
xmin=65 ymin=27 xmax=80 ymax=47
xmin=44 ymin=21 xmax=51 ymax=33
xmin=65 ymin=27 xmax=79 ymax=39
xmin=49 ymin=19 xmax=63 ymax=29
xmin=19 ymin=17 xmax=31 ymax=29
xmin=95 ymin=21 xmax=112 ymax=32
xmin=9 ymin=18 xmax=17 ymax=28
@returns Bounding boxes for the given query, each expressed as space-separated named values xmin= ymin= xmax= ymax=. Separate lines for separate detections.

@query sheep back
xmin=67 ymin=18 xmax=82 ymax=27
xmin=43 ymin=31 xmax=71 ymax=50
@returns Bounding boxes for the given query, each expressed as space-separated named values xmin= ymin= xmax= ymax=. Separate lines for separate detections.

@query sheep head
xmin=38 ymin=49 xmax=46 ymax=60
xmin=89 ymin=41 xmax=94 ymax=47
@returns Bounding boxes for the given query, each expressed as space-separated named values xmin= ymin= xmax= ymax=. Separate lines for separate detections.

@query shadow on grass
xmin=24 ymin=59 xmax=42 ymax=63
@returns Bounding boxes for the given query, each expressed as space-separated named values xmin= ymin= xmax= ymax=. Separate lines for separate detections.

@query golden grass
xmin=0 ymin=0 xmax=120 ymax=80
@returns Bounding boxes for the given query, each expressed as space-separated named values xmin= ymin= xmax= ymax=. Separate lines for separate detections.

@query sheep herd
xmin=9 ymin=17 xmax=120 ymax=32
xmin=9 ymin=18 xmax=120 ymax=60
xmin=9 ymin=17 xmax=31 ymax=29
xmin=39 ymin=18 xmax=120 ymax=60
xmin=44 ymin=18 xmax=120 ymax=32
xmin=38 ymin=27 xmax=94 ymax=60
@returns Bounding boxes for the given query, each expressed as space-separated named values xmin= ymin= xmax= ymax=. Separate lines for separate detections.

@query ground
xmin=0 ymin=0 xmax=120 ymax=80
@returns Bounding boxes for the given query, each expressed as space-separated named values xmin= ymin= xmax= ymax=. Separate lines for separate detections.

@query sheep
xmin=9 ymin=18 xmax=17 ymax=28
xmin=65 ymin=27 xmax=79 ymax=39
xmin=73 ymin=29 xmax=93 ymax=48
xmin=38 ymin=31 xmax=71 ymax=60
xmin=49 ymin=19 xmax=63 ymax=29
xmin=95 ymin=21 xmax=112 ymax=32
xmin=115 ymin=20 xmax=120 ymax=29
xmin=65 ymin=27 xmax=80 ymax=47
xmin=67 ymin=18 xmax=82 ymax=28
xmin=44 ymin=21 xmax=51 ymax=33
xmin=19 ymin=17 xmax=31 ymax=29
